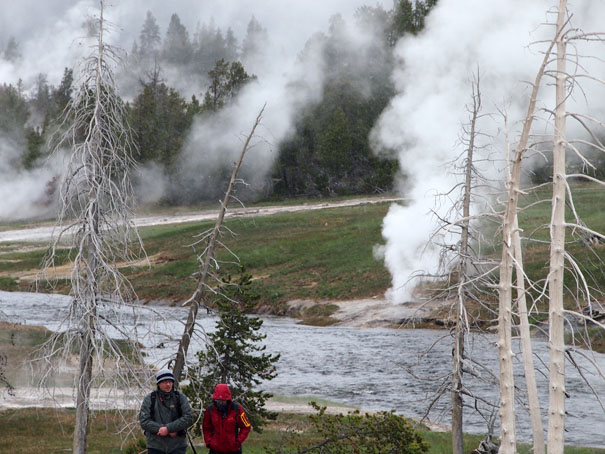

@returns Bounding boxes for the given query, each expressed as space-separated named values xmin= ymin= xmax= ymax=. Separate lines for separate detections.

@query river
xmin=1 ymin=291 xmax=604 ymax=447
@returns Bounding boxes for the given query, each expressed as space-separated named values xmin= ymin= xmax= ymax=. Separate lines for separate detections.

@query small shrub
xmin=265 ymin=402 xmax=430 ymax=454
xmin=123 ymin=437 xmax=146 ymax=454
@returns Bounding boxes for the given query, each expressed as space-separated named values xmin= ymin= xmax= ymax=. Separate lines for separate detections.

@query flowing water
xmin=2 ymin=291 xmax=605 ymax=447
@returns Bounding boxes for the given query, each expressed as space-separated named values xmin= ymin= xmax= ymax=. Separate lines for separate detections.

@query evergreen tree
xmin=390 ymin=0 xmax=438 ymax=42
xmin=184 ymin=269 xmax=280 ymax=433
xmin=52 ymin=68 xmax=74 ymax=115
xmin=129 ymin=78 xmax=192 ymax=169
xmin=23 ymin=127 xmax=45 ymax=169
xmin=224 ymin=28 xmax=239 ymax=61
xmin=139 ymin=10 xmax=161 ymax=59
xmin=31 ymin=73 xmax=51 ymax=116
xmin=3 ymin=36 xmax=21 ymax=62
xmin=203 ymin=58 xmax=229 ymax=111
xmin=241 ymin=16 xmax=268 ymax=71
xmin=162 ymin=13 xmax=193 ymax=65
xmin=193 ymin=21 xmax=240 ymax=78
xmin=0 ymin=82 xmax=29 ymax=143
xmin=270 ymin=0 xmax=438 ymax=198
xmin=202 ymin=59 xmax=254 ymax=112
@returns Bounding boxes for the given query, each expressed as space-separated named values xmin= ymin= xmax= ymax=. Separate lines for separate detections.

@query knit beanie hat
xmin=156 ymin=368 xmax=175 ymax=384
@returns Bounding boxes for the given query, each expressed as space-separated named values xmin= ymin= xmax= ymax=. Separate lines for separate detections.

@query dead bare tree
xmin=546 ymin=3 xmax=568 ymax=454
xmin=511 ymin=211 xmax=545 ymax=454
xmin=36 ymin=2 xmax=146 ymax=452
xmin=451 ymin=70 xmax=483 ymax=454
xmin=0 ymin=311 xmax=14 ymax=397
xmin=423 ymin=70 xmax=504 ymax=454
xmin=496 ymin=19 xmax=559 ymax=454
xmin=172 ymin=104 xmax=266 ymax=381
xmin=496 ymin=2 xmax=605 ymax=452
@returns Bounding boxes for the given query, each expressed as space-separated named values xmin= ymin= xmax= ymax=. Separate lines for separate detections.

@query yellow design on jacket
xmin=240 ymin=412 xmax=251 ymax=428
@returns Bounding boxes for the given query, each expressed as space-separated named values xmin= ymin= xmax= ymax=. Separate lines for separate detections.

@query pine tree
xmin=241 ymin=16 xmax=268 ymax=70
xmin=184 ymin=268 xmax=280 ymax=433
xmin=3 ymin=36 xmax=21 ymax=62
xmin=162 ymin=13 xmax=192 ymax=65
xmin=139 ymin=10 xmax=161 ymax=58
xmin=202 ymin=59 xmax=254 ymax=112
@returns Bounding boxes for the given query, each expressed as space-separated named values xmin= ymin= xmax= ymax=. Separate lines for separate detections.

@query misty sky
xmin=0 ymin=0 xmax=386 ymax=87
xmin=3 ymin=0 xmax=605 ymax=302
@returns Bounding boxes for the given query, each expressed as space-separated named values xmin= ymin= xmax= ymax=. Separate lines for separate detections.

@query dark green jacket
xmin=140 ymin=389 xmax=193 ymax=452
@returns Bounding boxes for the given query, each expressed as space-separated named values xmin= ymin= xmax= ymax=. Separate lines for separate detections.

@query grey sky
xmin=0 ymin=0 xmax=387 ymax=86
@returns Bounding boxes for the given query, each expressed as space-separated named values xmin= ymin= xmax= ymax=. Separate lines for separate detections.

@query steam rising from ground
xmin=372 ymin=0 xmax=605 ymax=303
xmin=0 ymin=0 xmax=383 ymax=218
xmin=0 ymin=137 xmax=64 ymax=221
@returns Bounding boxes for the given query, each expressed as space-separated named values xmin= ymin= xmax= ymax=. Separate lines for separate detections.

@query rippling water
xmin=2 ymin=291 xmax=605 ymax=447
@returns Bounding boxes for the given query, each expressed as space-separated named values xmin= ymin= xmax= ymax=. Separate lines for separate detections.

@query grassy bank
xmin=0 ymin=202 xmax=393 ymax=313
xmin=1 ymin=184 xmax=604 ymax=319
xmin=0 ymin=408 xmax=602 ymax=454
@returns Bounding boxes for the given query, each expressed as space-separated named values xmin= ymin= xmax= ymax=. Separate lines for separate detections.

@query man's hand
xmin=157 ymin=426 xmax=169 ymax=437
xmin=169 ymin=432 xmax=178 ymax=438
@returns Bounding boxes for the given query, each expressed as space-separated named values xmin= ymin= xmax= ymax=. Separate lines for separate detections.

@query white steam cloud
xmin=1 ymin=0 xmax=385 ymax=215
xmin=174 ymin=17 xmax=345 ymax=204
xmin=0 ymin=137 xmax=64 ymax=221
xmin=372 ymin=0 xmax=605 ymax=303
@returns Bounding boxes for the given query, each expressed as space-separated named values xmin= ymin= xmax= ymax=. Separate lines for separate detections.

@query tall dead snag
xmin=512 ymin=215 xmax=544 ymax=454
xmin=172 ymin=104 xmax=266 ymax=380
xmin=39 ymin=1 xmax=143 ymax=452
xmin=425 ymin=71 xmax=500 ymax=454
xmin=547 ymin=1 xmax=568 ymax=453
xmin=497 ymin=25 xmax=558 ymax=454
xmin=450 ymin=71 xmax=482 ymax=454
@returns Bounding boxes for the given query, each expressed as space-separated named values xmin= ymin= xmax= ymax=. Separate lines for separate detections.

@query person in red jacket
xmin=202 ymin=384 xmax=251 ymax=454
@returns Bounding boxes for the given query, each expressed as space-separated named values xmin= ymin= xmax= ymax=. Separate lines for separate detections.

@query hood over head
xmin=212 ymin=383 xmax=232 ymax=400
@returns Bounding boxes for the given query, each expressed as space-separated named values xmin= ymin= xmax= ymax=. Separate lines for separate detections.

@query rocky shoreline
xmin=283 ymin=297 xmax=456 ymax=328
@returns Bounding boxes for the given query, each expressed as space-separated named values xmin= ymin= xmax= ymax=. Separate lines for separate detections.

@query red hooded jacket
xmin=202 ymin=384 xmax=251 ymax=453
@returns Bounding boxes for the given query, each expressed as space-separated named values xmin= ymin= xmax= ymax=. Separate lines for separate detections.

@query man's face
xmin=158 ymin=379 xmax=174 ymax=392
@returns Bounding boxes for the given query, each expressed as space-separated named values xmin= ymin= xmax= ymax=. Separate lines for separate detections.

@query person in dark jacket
xmin=140 ymin=369 xmax=194 ymax=454
xmin=202 ymin=383 xmax=251 ymax=454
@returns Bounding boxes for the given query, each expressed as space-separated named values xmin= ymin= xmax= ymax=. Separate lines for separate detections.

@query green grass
xmin=139 ymin=203 xmax=392 ymax=305
xmin=1 ymin=184 xmax=605 ymax=322
xmin=1 ymin=408 xmax=602 ymax=454
xmin=0 ymin=202 xmax=392 ymax=309
xmin=516 ymin=183 xmax=605 ymax=306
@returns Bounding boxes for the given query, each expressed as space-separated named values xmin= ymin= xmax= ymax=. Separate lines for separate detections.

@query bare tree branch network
xmin=172 ymin=104 xmax=267 ymax=381
xmin=34 ymin=1 xmax=147 ymax=452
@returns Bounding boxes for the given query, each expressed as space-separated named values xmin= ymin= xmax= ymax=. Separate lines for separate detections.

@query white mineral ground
xmin=0 ymin=388 xmax=447 ymax=431
xmin=0 ymin=196 xmax=404 ymax=243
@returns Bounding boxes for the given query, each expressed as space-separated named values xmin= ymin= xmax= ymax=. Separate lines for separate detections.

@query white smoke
xmin=0 ymin=0 xmax=385 ymax=212
xmin=138 ymin=3 xmax=390 ymax=204
xmin=133 ymin=162 xmax=167 ymax=205
xmin=372 ymin=0 xmax=605 ymax=303
xmin=0 ymin=136 xmax=65 ymax=221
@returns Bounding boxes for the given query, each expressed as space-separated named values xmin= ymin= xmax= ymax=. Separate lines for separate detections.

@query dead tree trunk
xmin=497 ymin=28 xmax=557 ymax=454
xmin=512 ymin=216 xmax=544 ymax=454
xmin=547 ymin=2 xmax=568 ymax=453
xmin=452 ymin=71 xmax=481 ymax=454
xmin=72 ymin=13 xmax=105 ymax=453
xmin=41 ymin=1 xmax=142 ymax=452
xmin=172 ymin=105 xmax=266 ymax=380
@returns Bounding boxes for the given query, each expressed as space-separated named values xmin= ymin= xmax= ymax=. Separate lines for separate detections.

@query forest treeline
xmin=0 ymin=0 xmax=437 ymax=205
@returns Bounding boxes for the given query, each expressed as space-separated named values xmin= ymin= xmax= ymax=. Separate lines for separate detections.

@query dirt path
xmin=0 ymin=196 xmax=403 ymax=243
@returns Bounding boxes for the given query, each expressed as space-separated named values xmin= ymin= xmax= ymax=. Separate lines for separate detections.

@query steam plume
xmin=372 ymin=0 xmax=605 ymax=302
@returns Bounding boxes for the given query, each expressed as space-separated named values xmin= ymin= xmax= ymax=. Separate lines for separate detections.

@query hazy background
xmin=2 ymin=0 xmax=605 ymax=302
